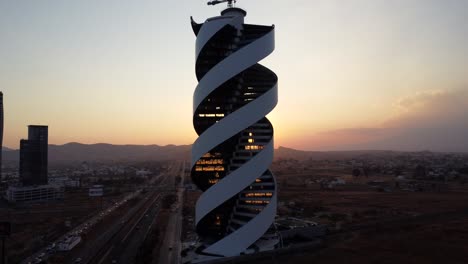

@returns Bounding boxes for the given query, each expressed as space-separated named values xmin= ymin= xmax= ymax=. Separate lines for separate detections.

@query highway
xmin=22 ymin=161 xmax=186 ymax=264
xmin=22 ymin=191 xmax=141 ymax=264
xmin=158 ymin=161 xmax=186 ymax=264
xmin=85 ymin=191 xmax=162 ymax=264
xmin=75 ymin=161 xmax=183 ymax=264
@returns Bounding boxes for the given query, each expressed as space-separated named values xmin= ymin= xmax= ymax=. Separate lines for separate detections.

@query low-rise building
xmin=5 ymin=184 xmax=64 ymax=202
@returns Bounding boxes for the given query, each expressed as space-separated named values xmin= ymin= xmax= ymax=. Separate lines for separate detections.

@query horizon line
xmin=2 ymin=142 xmax=467 ymax=154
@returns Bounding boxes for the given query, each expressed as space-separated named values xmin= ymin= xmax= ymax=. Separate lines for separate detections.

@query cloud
xmin=317 ymin=128 xmax=385 ymax=137
xmin=385 ymin=89 xmax=468 ymax=129
xmin=308 ymin=89 xmax=468 ymax=152
xmin=394 ymin=89 xmax=446 ymax=111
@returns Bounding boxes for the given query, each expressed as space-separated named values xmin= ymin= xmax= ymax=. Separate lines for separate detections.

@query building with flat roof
xmin=20 ymin=125 xmax=48 ymax=186
xmin=5 ymin=184 xmax=64 ymax=203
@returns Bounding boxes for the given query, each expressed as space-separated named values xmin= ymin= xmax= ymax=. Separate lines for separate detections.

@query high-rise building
xmin=190 ymin=2 xmax=278 ymax=257
xmin=20 ymin=125 xmax=48 ymax=186
xmin=0 ymin=92 xmax=3 ymax=177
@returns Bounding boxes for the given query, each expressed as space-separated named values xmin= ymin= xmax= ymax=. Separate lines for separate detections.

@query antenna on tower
xmin=207 ymin=0 xmax=237 ymax=8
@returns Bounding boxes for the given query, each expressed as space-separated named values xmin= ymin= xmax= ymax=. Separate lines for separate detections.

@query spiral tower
xmin=191 ymin=6 xmax=278 ymax=257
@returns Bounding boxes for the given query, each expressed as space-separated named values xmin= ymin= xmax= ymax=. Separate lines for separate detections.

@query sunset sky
xmin=1 ymin=0 xmax=467 ymax=151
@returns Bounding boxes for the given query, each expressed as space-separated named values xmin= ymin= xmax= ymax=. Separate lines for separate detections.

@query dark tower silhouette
xmin=0 ymin=92 xmax=3 ymax=178
xmin=20 ymin=125 xmax=48 ymax=186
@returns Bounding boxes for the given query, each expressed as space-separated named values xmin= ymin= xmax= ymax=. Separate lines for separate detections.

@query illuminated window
xmin=244 ymin=192 xmax=273 ymax=197
xmin=202 ymin=166 xmax=224 ymax=171
xmin=197 ymin=113 xmax=226 ymax=117
xmin=245 ymin=145 xmax=263 ymax=150
xmin=248 ymin=139 xmax=254 ymax=143
xmin=249 ymin=132 xmax=253 ymax=136
xmin=197 ymin=159 xmax=223 ymax=165
xmin=203 ymin=167 xmax=214 ymax=171
xmin=215 ymin=215 xmax=221 ymax=225
xmin=209 ymin=179 xmax=219 ymax=184
xmin=245 ymin=200 xmax=270 ymax=204
xmin=196 ymin=159 xmax=224 ymax=165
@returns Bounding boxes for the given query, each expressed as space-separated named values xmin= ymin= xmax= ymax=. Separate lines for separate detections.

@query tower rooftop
xmin=221 ymin=7 xmax=247 ymax=17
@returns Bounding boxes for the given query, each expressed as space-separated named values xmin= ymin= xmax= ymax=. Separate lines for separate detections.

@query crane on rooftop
xmin=207 ymin=0 xmax=237 ymax=8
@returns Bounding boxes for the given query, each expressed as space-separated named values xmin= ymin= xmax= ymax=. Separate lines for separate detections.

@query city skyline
xmin=1 ymin=0 xmax=468 ymax=151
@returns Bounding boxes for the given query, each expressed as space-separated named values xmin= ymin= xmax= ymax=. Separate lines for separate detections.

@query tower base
xmin=182 ymin=233 xmax=279 ymax=263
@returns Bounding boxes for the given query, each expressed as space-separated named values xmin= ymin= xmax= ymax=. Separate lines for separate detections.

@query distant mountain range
xmin=2 ymin=143 xmax=192 ymax=163
xmin=273 ymin=146 xmax=416 ymax=160
xmin=1 ymin=143 xmax=459 ymax=164
xmin=2 ymin=146 xmax=13 ymax=152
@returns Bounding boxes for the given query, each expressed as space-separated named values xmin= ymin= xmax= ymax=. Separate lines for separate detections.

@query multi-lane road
xmin=22 ymin=191 xmax=141 ymax=264
xmin=158 ymin=161 xmax=186 ymax=264
xmin=85 ymin=191 xmax=162 ymax=264
xmin=22 ymin=161 xmax=187 ymax=264
xmin=81 ymin=161 xmax=186 ymax=264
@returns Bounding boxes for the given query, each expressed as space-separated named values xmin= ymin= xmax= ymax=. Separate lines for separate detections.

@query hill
xmin=2 ymin=143 xmax=191 ymax=163
xmin=274 ymin=146 xmax=399 ymax=161
xmin=2 ymin=143 xmax=452 ymax=164
xmin=2 ymin=146 xmax=14 ymax=152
